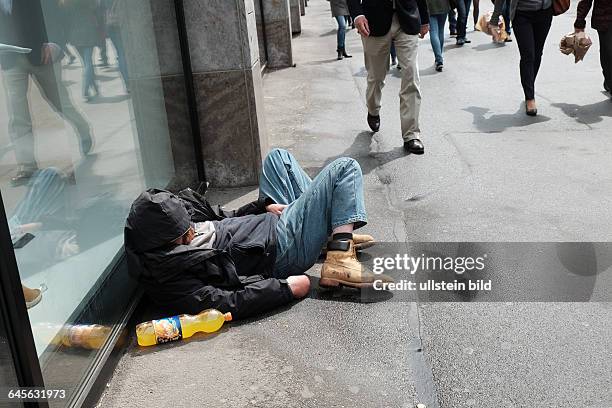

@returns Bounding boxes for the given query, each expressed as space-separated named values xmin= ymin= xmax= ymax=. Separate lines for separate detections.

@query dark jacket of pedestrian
xmin=574 ymin=0 xmax=612 ymax=32
xmin=348 ymin=0 xmax=430 ymax=36
xmin=427 ymin=0 xmax=451 ymax=16
xmin=490 ymin=0 xmax=552 ymax=26
xmin=125 ymin=189 xmax=294 ymax=320
xmin=329 ymin=0 xmax=350 ymax=17
xmin=62 ymin=0 xmax=99 ymax=47
xmin=0 ymin=0 xmax=65 ymax=68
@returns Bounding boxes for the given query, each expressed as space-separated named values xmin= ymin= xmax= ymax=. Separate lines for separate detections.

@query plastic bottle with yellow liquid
xmin=136 ymin=309 xmax=232 ymax=346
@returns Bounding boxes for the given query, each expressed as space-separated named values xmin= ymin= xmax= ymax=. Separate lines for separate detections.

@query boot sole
xmin=319 ymin=277 xmax=376 ymax=289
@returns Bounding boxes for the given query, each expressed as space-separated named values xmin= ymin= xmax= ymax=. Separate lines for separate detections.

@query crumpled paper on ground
xmin=560 ymin=31 xmax=593 ymax=63
xmin=476 ymin=12 xmax=508 ymax=43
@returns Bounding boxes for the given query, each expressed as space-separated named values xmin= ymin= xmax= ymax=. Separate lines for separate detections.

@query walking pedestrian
xmin=349 ymin=0 xmax=430 ymax=155
xmin=63 ymin=0 xmax=101 ymax=101
xmin=103 ymin=0 xmax=130 ymax=92
xmin=456 ymin=0 xmax=472 ymax=45
xmin=1 ymin=0 xmax=93 ymax=186
xmin=502 ymin=0 xmax=513 ymax=42
xmin=473 ymin=0 xmax=480 ymax=29
xmin=328 ymin=0 xmax=353 ymax=60
xmin=490 ymin=0 xmax=554 ymax=115
xmin=427 ymin=0 xmax=450 ymax=71
xmin=574 ymin=0 xmax=612 ymax=98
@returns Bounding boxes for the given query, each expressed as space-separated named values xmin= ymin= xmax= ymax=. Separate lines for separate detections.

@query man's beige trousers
xmin=361 ymin=13 xmax=421 ymax=141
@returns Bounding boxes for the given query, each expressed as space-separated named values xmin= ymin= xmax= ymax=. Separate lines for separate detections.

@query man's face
xmin=183 ymin=226 xmax=195 ymax=245
xmin=173 ymin=226 xmax=195 ymax=246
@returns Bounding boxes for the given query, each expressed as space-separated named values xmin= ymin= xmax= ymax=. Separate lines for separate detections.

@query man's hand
xmin=355 ymin=15 xmax=370 ymax=37
xmin=266 ymin=203 xmax=287 ymax=215
xmin=419 ymin=24 xmax=430 ymax=39
xmin=41 ymin=43 xmax=61 ymax=65
xmin=489 ymin=24 xmax=501 ymax=42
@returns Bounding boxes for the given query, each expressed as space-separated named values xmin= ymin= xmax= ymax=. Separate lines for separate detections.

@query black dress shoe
xmin=367 ymin=114 xmax=380 ymax=132
xmin=403 ymin=138 xmax=424 ymax=155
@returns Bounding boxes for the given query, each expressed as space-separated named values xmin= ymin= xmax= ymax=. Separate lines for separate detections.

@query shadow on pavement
xmin=552 ymin=99 xmax=612 ymax=125
xmin=463 ymin=105 xmax=551 ymax=132
xmin=319 ymin=29 xmax=337 ymax=37
xmin=472 ymin=42 xmax=506 ymax=52
xmin=303 ymin=131 xmax=406 ymax=176
xmin=309 ymin=276 xmax=394 ymax=303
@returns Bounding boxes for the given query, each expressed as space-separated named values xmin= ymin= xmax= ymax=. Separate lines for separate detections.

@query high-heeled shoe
xmin=341 ymin=47 xmax=352 ymax=58
xmin=526 ymin=100 xmax=538 ymax=116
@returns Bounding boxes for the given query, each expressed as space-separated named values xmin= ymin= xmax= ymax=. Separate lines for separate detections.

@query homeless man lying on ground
xmin=125 ymin=149 xmax=393 ymax=319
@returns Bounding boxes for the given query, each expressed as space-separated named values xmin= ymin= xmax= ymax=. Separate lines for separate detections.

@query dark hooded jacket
xmin=125 ymin=188 xmax=294 ymax=320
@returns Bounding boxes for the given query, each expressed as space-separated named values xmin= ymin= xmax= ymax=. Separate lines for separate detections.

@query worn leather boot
xmin=320 ymin=236 xmax=393 ymax=288
xmin=352 ymin=233 xmax=375 ymax=250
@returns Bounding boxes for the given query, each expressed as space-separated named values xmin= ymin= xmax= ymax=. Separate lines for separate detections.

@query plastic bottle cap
xmin=224 ymin=312 xmax=233 ymax=322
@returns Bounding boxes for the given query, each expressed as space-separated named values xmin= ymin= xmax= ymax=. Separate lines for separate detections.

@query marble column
xmin=183 ymin=0 xmax=268 ymax=187
xmin=289 ymin=0 xmax=301 ymax=34
xmin=262 ymin=0 xmax=293 ymax=68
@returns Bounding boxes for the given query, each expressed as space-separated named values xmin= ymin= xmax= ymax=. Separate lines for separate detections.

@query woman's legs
xmin=512 ymin=12 xmax=537 ymax=101
xmin=502 ymin=0 xmax=512 ymax=35
xmin=531 ymin=9 xmax=553 ymax=83
xmin=335 ymin=15 xmax=347 ymax=50
xmin=472 ymin=0 xmax=480 ymax=28
xmin=77 ymin=46 xmax=98 ymax=99
xmin=512 ymin=9 xmax=551 ymax=106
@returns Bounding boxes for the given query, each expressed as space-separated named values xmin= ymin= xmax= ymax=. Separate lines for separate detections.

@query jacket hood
xmin=125 ymin=189 xmax=191 ymax=252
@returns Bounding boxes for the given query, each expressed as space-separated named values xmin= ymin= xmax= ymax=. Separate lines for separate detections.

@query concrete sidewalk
xmin=99 ymin=1 xmax=612 ymax=407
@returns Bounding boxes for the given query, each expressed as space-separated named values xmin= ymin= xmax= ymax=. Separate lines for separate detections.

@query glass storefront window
xmin=0 ymin=0 xmax=184 ymax=404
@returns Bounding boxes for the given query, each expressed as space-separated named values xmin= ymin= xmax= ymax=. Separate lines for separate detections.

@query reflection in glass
xmin=1 ymin=0 xmax=178 ymax=404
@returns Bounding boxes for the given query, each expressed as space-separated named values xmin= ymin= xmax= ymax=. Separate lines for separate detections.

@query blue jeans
xmin=8 ymin=168 xmax=66 ymax=240
xmin=335 ymin=16 xmax=347 ymax=49
xmin=76 ymin=46 xmax=98 ymax=98
xmin=429 ymin=14 xmax=447 ymax=64
xmin=456 ymin=0 xmax=471 ymax=40
xmin=259 ymin=149 xmax=368 ymax=278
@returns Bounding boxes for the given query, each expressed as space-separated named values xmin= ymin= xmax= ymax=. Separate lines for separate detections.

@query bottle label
xmin=152 ymin=316 xmax=182 ymax=344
